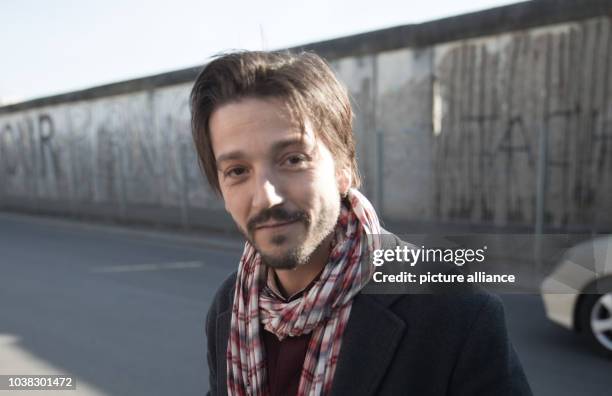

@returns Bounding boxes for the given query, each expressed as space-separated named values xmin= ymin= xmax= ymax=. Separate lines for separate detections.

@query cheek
xmin=281 ymin=173 xmax=315 ymax=206
xmin=300 ymin=168 xmax=341 ymax=213
xmin=222 ymin=189 xmax=249 ymax=226
xmin=315 ymin=160 xmax=342 ymax=197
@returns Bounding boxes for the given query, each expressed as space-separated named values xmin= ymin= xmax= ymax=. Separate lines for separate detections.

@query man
xmin=190 ymin=50 xmax=532 ymax=396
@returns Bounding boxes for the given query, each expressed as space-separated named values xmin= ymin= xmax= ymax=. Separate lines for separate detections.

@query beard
xmin=239 ymin=199 xmax=341 ymax=270
xmin=259 ymin=234 xmax=303 ymax=269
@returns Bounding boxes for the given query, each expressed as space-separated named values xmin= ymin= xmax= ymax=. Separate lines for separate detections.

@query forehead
xmin=209 ymin=97 xmax=316 ymax=157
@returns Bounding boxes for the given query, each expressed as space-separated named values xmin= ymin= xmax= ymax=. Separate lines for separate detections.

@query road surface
xmin=0 ymin=213 xmax=610 ymax=395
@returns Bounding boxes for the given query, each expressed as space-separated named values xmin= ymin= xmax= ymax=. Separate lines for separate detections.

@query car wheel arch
xmin=574 ymin=275 xmax=612 ymax=333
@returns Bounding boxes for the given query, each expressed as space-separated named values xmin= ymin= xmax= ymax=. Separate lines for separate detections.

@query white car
xmin=541 ymin=236 xmax=612 ymax=356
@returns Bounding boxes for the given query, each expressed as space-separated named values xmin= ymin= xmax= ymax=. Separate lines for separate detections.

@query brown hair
xmin=190 ymin=50 xmax=361 ymax=194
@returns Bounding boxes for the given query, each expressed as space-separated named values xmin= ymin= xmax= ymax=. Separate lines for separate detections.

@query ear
xmin=337 ymin=166 xmax=352 ymax=196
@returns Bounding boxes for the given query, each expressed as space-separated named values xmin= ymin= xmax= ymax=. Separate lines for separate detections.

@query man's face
xmin=209 ymin=97 xmax=350 ymax=269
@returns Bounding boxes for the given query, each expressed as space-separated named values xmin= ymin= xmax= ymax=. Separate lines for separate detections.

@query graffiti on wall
xmin=0 ymin=85 xmax=219 ymax=220
xmin=433 ymin=18 xmax=612 ymax=227
xmin=0 ymin=113 xmax=66 ymax=200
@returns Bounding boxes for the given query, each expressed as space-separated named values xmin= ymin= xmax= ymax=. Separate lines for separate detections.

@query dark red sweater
xmin=262 ymin=326 xmax=311 ymax=396
xmin=261 ymin=270 xmax=321 ymax=396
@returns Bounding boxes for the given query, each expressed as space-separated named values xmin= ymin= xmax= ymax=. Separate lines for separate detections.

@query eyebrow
xmin=215 ymin=137 xmax=308 ymax=168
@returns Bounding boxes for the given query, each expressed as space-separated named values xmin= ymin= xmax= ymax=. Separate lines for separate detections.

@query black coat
xmin=205 ymin=235 xmax=532 ymax=396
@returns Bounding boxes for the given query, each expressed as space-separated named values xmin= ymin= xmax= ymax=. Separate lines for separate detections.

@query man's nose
xmin=252 ymin=172 xmax=284 ymax=211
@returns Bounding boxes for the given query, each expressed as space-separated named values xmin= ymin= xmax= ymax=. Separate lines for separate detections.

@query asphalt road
xmin=0 ymin=213 xmax=610 ymax=395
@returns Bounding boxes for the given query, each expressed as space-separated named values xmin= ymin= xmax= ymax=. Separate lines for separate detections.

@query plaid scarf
xmin=226 ymin=188 xmax=382 ymax=396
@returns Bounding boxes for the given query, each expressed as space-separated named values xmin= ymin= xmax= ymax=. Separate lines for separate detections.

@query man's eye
xmin=225 ymin=167 xmax=247 ymax=178
xmin=284 ymin=154 xmax=307 ymax=166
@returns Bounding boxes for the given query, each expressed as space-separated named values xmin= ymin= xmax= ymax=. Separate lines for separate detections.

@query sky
xmin=0 ymin=0 xmax=523 ymax=104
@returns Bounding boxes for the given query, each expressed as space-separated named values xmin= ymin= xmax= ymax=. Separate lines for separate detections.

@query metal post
xmin=376 ymin=129 xmax=384 ymax=217
xmin=535 ymin=125 xmax=548 ymax=266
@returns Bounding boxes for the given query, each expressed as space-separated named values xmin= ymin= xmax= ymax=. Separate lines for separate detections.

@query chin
xmin=255 ymin=233 xmax=310 ymax=270
xmin=259 ymin=249 xmax=301 ymax=270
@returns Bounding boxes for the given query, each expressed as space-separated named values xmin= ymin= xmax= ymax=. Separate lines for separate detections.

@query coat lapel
xmin=330 ymin=293 xmax=406 ymax=396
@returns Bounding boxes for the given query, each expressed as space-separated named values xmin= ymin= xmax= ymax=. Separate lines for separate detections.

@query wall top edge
xmin=1 ymin=0 xmax=610 ymax=115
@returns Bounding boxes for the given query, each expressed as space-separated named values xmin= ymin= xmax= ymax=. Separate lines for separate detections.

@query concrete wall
xmin=1 ymin=0 xmax=611 ymax=232
xmin=0 ymin=86 xmax=225 ymax=230
xmin=432 ymin=19 xmax=612 ymax=229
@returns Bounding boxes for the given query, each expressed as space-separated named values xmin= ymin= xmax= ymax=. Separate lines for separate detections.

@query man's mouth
xmin=255 ymin=219 xmax=300 ymax=230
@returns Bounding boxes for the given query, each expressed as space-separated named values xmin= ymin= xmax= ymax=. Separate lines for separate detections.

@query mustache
xmin=247 ymin=206 xmax=309 ymax=233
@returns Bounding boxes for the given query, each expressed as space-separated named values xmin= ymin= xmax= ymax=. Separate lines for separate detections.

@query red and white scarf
xmin=226 ymin=188 xmax=382 ymax=396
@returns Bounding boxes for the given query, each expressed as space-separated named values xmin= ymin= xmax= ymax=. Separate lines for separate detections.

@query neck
xmin=273 ymin=233 xmax=333 ymax=297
